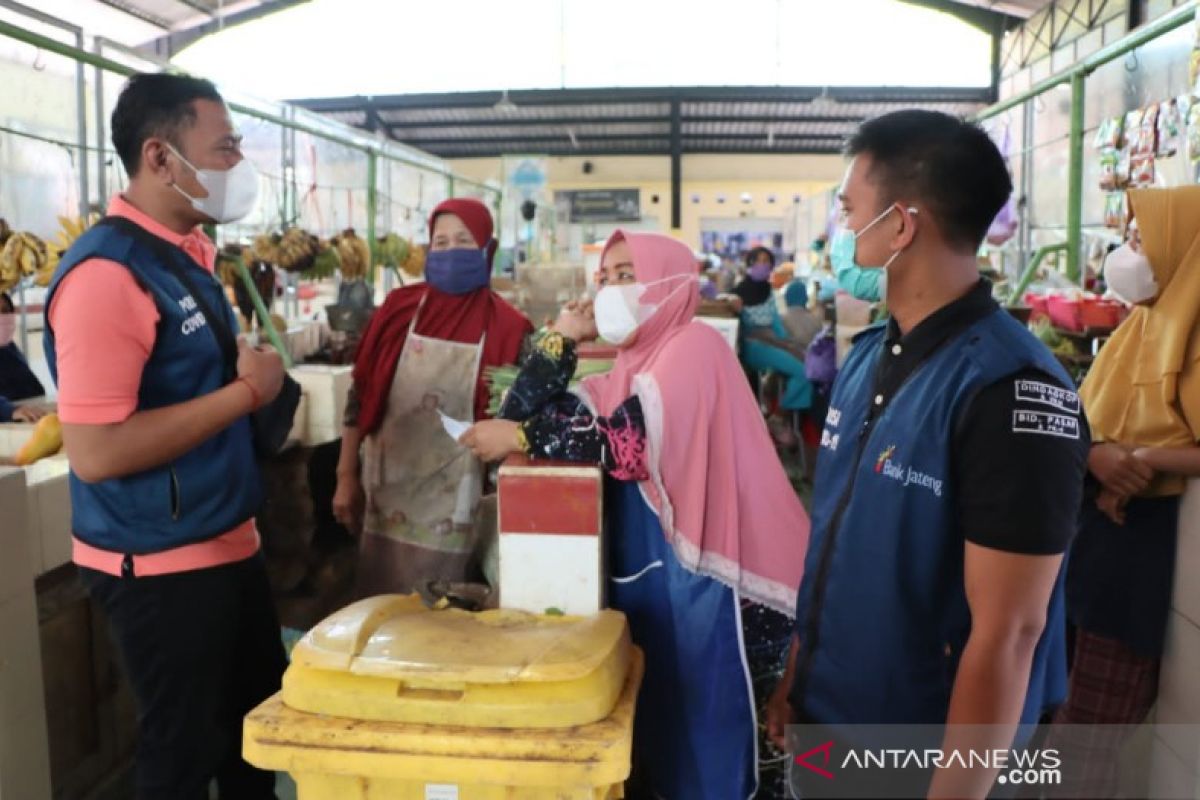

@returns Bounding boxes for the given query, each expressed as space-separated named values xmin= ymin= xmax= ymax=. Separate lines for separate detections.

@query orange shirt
xmin=50 ymin=195 xmax=259 ymax=576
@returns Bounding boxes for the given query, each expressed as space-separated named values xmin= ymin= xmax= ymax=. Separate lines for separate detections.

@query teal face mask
xmin=830 ymin=204 xmax=916 ymax=303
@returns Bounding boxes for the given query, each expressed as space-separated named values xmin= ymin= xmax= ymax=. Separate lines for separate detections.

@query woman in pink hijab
xmin=462 ymin=230 xmax=809 ymax=799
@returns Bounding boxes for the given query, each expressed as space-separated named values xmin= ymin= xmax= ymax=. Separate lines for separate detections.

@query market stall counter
xmin=0 ymin=421 xmax=71 ymax=576
xmin=0 ymin=467 xmax=52 ymax=799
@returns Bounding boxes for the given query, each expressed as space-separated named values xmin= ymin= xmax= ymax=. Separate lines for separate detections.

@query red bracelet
xmin=234 ymin=376 xmax=261 ymax=412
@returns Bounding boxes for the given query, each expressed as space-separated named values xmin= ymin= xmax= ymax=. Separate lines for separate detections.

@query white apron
xmin=355 ymin=303 xmax=487 ymax=597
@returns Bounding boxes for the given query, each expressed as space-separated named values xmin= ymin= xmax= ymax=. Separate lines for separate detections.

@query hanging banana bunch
xmin=0 ymin=231 xmax=50 ymax=292
xmin=276 ymin=227 xmax=320 ymax=273
xmin=331 ymin=228 xmax=371 ymax=280
xmin=216 ymin=245 xmax=246 ymax=287
xmin=400 ymin=242 xmax=426 ymax=278
xmin=304 ymin=240 xmax=340 ymax=280
xmin=251 ymin=232 xmax=284 ymax=266
xmin=37 ymin=214 xmax=99 ymax=286
xmin=376 ymin=232 xmax=410 ymax=271
xmin=0 ymin=220 xmax=12 ymax=291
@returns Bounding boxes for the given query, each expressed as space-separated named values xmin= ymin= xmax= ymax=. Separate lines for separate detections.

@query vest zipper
xmin=169 ymin=466 xmax=181 ymax=521
xmin=792 ymin=413 xmax=877 ymax=707
xmin=792 ymin=339 xmax=948 ymax=709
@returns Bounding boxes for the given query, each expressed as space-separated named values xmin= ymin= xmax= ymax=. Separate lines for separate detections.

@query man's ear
xmin=142 ymin=139 xmax=171 ymax=181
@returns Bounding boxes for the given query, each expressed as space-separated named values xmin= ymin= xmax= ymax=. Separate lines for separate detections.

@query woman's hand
xmin=765 ymin=678 xmax=796 ymax=751
xmin=553 ymin=299 xmax=598 ymax=343
xmin=12 ymin=404 xmax=50 ymax=423
xmin=1096 ymin=487 xmax=1129 ymax=526
xmin=1088 ymin=443 xmax=1154 ymax=497
xmin=460 ymin=419 xmax=523 ymax=463
xmin=332 ymin=471 xmax=365 ymax=535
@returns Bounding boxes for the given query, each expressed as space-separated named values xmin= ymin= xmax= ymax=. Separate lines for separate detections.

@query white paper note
xmin=438 ymin=410 xmax=471 ymax=442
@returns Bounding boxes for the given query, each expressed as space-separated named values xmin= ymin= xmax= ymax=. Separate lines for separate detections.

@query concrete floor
xmin=86 ymin=768 xmax=297 ymax=799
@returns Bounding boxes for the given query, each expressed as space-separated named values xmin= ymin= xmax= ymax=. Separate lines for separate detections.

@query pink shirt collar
xmin=107 ymin=194 xmax=217 ymax=271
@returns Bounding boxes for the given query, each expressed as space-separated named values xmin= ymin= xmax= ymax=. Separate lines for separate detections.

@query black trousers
xmin=81 ymin=554 xmax=287 ymax=800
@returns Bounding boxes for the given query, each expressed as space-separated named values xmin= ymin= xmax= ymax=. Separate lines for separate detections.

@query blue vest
xmin=791 ymin=308 xmax=1070 ymax=725
xmin=44 ymin=222 xmax=262 ymax=558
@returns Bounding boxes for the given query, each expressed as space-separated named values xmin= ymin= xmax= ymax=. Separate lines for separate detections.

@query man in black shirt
xmin=766 ymin=111 xmax=1089 ymax=799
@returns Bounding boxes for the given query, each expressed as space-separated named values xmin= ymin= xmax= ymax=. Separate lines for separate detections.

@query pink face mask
xmin=0 ymin=314 xmax=15 ymax=347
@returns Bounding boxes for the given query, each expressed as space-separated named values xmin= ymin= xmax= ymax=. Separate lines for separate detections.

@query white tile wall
xmin=1173 ymin=482 xmax=1200 ymax=628
xmin=1157 ymin=480 xmax=1200 ymax=789
xmin=1149 ymin=733 xmax=1199 ymax=800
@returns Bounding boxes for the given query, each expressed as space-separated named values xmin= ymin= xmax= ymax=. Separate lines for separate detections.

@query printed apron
xmin=354 ymin=304 xmax=488 ymax=597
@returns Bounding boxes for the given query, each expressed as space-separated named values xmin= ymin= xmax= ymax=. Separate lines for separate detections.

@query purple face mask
xmin=424 ymin=248 xmax=490 ymax=295
xmin=748 ymin=262 xmax=773 ymax=282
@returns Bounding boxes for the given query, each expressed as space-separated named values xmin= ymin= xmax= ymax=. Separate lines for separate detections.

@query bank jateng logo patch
xmin=873 ymin=445 xmax=944 ymax=497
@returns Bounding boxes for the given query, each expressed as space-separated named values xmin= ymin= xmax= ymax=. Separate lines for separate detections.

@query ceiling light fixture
xmin=494 ymin=89 xmax=518 ymax=114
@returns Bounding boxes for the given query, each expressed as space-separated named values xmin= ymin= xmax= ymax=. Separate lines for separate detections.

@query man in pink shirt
xmin=45 ymin=73 xmax=286 ymax=800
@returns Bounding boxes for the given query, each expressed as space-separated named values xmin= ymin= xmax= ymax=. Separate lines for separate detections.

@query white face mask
xmin=593 ymin=275 xmax=693 ymax=346
xmin=165 ymin=143 xmax=259 ymax=224
xmin=1104 ymin=243 xmax=1158 ymax=305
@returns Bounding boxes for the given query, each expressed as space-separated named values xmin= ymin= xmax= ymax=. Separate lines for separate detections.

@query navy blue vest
xmin=44 ymin=222 xmax=262 ymax=557
xmin=791 ymin=308 xmax=1071 ymax=725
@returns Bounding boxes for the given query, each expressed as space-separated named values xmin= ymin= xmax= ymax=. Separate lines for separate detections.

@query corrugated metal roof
xmin=294 ymin=85 xmax=990 ymax=158
xmin=938 ymin=0 xmax=1052 ymax=18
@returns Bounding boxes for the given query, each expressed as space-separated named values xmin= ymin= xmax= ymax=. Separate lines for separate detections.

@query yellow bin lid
xmin=246 ymin=649 xmax=643 ymax=792
xmin=282 ymin=595 xmax=632 ymax=729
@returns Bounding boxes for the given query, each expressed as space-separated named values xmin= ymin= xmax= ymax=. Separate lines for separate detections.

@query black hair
xmin=745 ymin=246 xmax=775 ymax=267
xmin=845 ymin=110 xmax=1012 ymax=252
xmin=111 ymin=72 xmax=224 ymax=178
xmin=0 ymin=292 xmax=11 ymax=313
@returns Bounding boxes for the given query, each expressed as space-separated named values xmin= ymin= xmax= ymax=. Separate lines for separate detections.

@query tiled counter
xmin=0 ymin=425 xmax=71 ymax=576
xmin=289 ymin=365 xmax=353 ymax=447
xmin=0 ymin=467 xmax=53 ymax=798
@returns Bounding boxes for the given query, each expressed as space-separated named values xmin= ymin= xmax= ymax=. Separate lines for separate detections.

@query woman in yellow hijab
xmin=1055 ymin=186 xmax=1200 ymax=795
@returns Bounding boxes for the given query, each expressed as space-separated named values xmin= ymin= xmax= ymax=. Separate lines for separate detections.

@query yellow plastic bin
xmin=244 ymin=595 xmax=643 ymax=799
xmin=282 ymin=595 xmax=632 ymax=728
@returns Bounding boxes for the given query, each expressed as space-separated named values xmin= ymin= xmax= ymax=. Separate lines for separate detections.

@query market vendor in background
xmin=0 ymin=291 xmax=45 ymax=403
xmin=332 ymin=198 xmax=533 ymax=598
xmin=459 ymin=230 xmax=809 ymax=800
xmin=1053 ymin=186 xmax=1200 ymax=796
xmin=0 ymin=291 xmax=51 ymax=423
xmin=781 ymin=279 xmax=823 ymax=350
xmin=727 ymin=246 xmax=813 ymax=445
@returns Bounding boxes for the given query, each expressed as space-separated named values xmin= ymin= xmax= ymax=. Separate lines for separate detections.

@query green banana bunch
xmin=304 ymin=242 xmax=341 ymax=280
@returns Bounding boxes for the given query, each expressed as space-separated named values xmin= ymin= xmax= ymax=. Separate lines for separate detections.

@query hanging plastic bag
xmin=1104 ymin=192 xmax=1128 ymax=231
xmin=986 ymin=124 xmax=1019 ymax=246
xmin=987 ymin=198 xmax=1019 ymax=246
xmin=1157 ymin=98 xmax=1185 ymax=158
xmin=805 ymin=329 xmax=837 ymax=387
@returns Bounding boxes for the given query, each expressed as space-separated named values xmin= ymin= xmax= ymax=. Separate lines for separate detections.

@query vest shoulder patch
xmin=1014 ymin=379 xmax=1080 ymax=414
xmin=1012 ymin=409 xmax=1080 ymax=440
